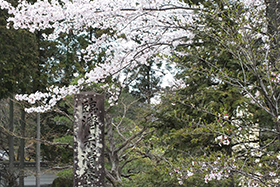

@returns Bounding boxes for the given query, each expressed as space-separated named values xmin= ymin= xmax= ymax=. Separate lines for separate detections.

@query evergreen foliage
xmin=0 ymin=8 xmax=38 ymax=99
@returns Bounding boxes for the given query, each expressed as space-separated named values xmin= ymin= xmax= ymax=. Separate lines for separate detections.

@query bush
xmin=51 ymin=169 xmax=73 ymax=187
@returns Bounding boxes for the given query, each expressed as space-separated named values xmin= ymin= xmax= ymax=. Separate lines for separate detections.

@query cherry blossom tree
xmin=0 ymin=0 xmax=196 ymax=112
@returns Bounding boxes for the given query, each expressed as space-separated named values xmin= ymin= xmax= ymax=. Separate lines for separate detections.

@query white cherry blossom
xmin=3 ymin=0 xmax=197 ymax=113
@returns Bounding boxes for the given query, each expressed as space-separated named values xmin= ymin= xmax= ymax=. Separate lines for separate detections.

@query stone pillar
xmin=73 ymin=92 xmax=105 ymax=187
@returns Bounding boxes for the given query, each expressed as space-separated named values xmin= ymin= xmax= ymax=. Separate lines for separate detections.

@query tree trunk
xmin=8 ymin=98 xmax=14 ymax=184
xmin=106 ymin=117 xmax=122 ymax=186
xmin=19 ymin=108 xmax=25 ymax=187
xmin=36 ymin=112 xmax=40 ymax=187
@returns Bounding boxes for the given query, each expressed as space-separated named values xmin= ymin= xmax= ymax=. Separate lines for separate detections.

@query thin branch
xmin=53 ymin=108 xmax=74 ymax=122
xmin=115 ymin=126 xmax=147 ymax=153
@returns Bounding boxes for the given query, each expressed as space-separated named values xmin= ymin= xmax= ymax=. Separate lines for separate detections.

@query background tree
xmin=154 ymin=0 xmax=280 ymax=186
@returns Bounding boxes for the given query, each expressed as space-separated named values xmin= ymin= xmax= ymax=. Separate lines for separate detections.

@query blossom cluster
xmin=171 ymin=149 xmax=280 ymax=186
xmin=15 ymin=75 xmax=124 ymax=112
xmin=170 ymin=155 xmax=280 ymax=186
xmin=100 ymin=83 xmax=121 ymax=106
xmin=204 ymin=169 xmax=230 ymax=183
xmin=215 ymin=135 xmax=230 ymax=146
xmin=15 ymin=85 xmax=80 ymax=113
xmin=170 ymin=158 xmax=237 ymax=185
xmin=3 ymin=0 xmax=194 ymax=67
xmin=270 ymin=71 xmax=280 ymax=84
xmin=248 ymin=180 xmax=260 ymax=187
xmin=169 ymin=168 xmax=194 ymax=185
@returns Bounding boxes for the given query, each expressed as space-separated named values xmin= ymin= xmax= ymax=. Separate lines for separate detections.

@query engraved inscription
xmin=74 ymin=93 xmax=105 ymax=187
